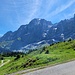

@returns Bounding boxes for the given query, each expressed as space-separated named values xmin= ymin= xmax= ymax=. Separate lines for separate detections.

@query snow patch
xmin=48 ymin=25 xmax=52 ymax=28
xmin=37 ymin=40 xmax=46 ymax=44
xmin=43 ymin=33 xmax=47 ymax=37
xmin=61 ymin=33 xmax=64 ymax=40
xmin=21 ymin=40 xmax=49 ymax=51
xmin=25 ymin=33 xmax=30 ymax=35
xmin=47 ymin=30 xmax=49 ymax=32
xmin=61 ymin=33 xmax=64 ymax=36
xmin=53 ymin=28 xmax=57 ymax=31
xmin=52 ymin=39 xmax=55 ymax=42
xmin=38 ymin=18 xmax=41 ymax=20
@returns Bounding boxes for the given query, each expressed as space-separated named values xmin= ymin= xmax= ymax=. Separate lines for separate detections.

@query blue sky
xmin=0 ymin=0 xmax=75 ymax=36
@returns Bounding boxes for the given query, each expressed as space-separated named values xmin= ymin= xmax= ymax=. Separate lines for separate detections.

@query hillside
xmin=0 ymin=39 xmax=75 ymax=75
xmin=0 ymin=14 xmax=75 ymax=51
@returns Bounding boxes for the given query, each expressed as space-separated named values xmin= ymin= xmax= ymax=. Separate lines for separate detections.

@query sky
xmin=0 ymin=0 xmax=75 ymax=36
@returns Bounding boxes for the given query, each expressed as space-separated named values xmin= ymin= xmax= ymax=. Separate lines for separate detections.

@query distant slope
xmin=0 ymin=40 xmax=75 ymax=75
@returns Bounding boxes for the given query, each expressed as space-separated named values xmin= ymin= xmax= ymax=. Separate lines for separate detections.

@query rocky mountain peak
xmin=29 ymin=18 xmax=52 ymax=25
xmin=0 ymin=15 xmax=75 ymax=51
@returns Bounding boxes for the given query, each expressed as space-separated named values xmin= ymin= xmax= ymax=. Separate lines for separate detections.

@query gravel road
xmin=23 ymin=61 xmax=75 ymax=75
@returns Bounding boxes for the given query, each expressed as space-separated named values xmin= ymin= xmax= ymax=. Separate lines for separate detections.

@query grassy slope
xmin=0 ymin=40 xmax=75 ymax=75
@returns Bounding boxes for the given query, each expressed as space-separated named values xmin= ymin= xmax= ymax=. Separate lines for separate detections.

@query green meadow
xmin=0 ymin=40 xmax=75 ymax=75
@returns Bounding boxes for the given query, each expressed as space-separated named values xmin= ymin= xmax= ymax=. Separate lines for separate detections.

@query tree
xmin=45 ymin=50 xmax=49 ymax=54
xmin=42 ymin=46 xmax=46 ymax=51
xmin=15 ymin=54 xmax=20 ymax=60
xmin=67 ymin=38 xmax=72 ymax=42
xmin=0 ymin=56 xmax=4 ymax=60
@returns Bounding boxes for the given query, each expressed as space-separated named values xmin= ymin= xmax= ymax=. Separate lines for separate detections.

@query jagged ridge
xmin=0 ymin=14 xmax=75 ymax=51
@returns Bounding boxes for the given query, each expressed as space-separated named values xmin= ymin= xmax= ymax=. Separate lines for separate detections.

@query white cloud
xmin=11 ymin=0 xmax=41 ymax=25
xmin=42 ymin=0 xmax=58 ymax=17
xmin=46 ymin=0 xmax=75 ymax=18
xmin=27 ymin=0 xmax=41 ymax=20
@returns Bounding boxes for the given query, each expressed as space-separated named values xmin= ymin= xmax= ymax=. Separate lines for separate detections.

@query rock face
xmin=0 ymin=15 xmax=75 ymax=51
xmin=0 ymin=47 xmax=11 ymax=53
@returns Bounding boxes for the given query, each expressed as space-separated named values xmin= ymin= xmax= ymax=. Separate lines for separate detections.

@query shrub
xmin=47 ymin=57 xmax=58 ymax=62
xmin=73 ymin=48 xmax=75 ymax=51
xmin=71 ymin=44 xmax=75 ymax=48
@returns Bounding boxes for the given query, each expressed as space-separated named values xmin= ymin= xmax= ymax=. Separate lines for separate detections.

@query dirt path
xmin=0 ymin=60 xmax=10 ymax=67
xmin=22 ymin=60 xmax=75 ymax=75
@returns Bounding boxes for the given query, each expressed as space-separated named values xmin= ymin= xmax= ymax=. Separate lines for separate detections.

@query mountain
xmin=0 ymin=47 xmax=12 ymax=53
xmin=0 ymin=15 xmax=75 ymax=52
xmin=0 ymin=18 xmax=52 ymax=51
